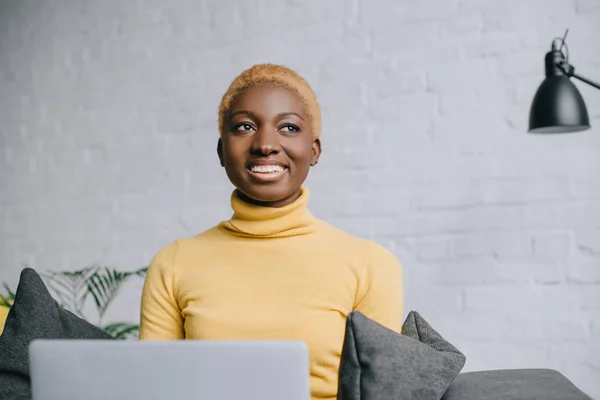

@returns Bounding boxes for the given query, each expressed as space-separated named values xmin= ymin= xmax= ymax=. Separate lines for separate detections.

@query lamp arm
xmin=557 ymin=61 xmax=600 ymax=90
xmin=571 ymin=72 xmax=600 ymax=90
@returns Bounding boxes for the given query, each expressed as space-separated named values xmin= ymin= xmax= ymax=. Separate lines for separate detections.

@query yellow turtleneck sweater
xmin=139 ymin=187 xmax=404 ymax=400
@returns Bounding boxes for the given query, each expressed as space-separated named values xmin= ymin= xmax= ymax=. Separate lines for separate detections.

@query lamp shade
xmin=528 ymin=49 xmax=590 ymax=133
xmin=528 ymin=76 xmax=590 ymax=133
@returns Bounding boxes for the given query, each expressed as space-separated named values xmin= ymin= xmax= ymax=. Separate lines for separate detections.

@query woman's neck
xmin=236 ymin=189 xmax=302 ymax=209
xmin=218 ymin=186 xmax=316 ymax=238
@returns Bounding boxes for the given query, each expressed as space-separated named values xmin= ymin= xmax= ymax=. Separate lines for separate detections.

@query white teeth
xmin=250 ymin=165 xmax=285 ymax=173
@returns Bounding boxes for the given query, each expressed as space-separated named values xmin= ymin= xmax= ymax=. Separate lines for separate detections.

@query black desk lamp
xmin=529 ymin=29 xmax=600 ymax=134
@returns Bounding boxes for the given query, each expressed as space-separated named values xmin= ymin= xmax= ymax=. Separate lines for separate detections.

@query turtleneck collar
xmin=218 ymin=186 xmax=316 ymax=238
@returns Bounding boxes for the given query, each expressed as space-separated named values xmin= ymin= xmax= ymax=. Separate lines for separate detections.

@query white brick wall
xmin=1 ymin=0 xmax=599 ymax=396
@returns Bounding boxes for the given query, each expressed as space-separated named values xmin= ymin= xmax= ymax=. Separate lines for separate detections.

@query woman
xmin=139 ymin=63 xmax=404 ymax=400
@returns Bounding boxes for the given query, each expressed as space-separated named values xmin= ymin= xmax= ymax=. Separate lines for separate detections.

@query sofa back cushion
xmin=0 ymin=268 xmax=114 ymax=400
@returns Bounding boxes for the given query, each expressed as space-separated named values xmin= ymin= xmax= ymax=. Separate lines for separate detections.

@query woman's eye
xmin=280 ymin=124 xmax=299 ymax=132
xmin=235 ymin=123 xmax=254 ymax=131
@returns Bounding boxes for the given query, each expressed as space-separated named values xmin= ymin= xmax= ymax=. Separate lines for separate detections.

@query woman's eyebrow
xmin=229 ymin=110 xmax=304 ymax=121
xmin=229 ymin=110 xmax=255 ymax=119
xmin=277 ymin=112 xmax=304 ymax=120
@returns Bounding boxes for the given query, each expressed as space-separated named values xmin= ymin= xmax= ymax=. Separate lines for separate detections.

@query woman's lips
xmin=247 ymin=164 xmax=288 ymax=182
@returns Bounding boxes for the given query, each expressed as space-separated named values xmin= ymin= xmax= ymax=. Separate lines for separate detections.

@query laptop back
xmin=29 ymin=339 xmax=310 ymax=400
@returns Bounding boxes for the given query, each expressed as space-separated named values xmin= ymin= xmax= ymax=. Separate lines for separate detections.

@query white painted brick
xmin=427 ymin=59 xmax=498 ymax=93
xmin=436 ymin=76 xmax=514 ymax=123
xmin=576 ymin=0 xmax=600 ymax=13
xmin=415 ymin=237 xmax=453 ymax=261
xmin=325 ymin=216 xmax=372 ymax=239
xmin=521 ymin=202 xmax=600 ymax=230
xmin=318 ymin=81 xmax=365 ymax=115
xmin=311 ymin=195 xmax=364 ymax=218
xmin=464 ymin=284 xmax=587 ymax=315
xmin=332 ymin=146 xmax=392 ymax=170
xmin=549 ymin=344 xmax=600 ymax=370
xmin=371 ymin=69 xmax=427 ymax=99
xmin=575 ymin=40 xmax=600 ymax=65
xmin=357 ymin=0 xmax=403 ymax=27
xmin=462 ymin=32 xmax=522 ymax=58
xmin=403 ymin=284 xmax=464 ymax=314
xmin=481 ymin=178 xmax=570 ymax=205
xmin=438 ymin=7 xmax=482 ymax=38
xmin=411 ymin=259 xmax=563 ymax=286
xmin=562 ymin=14 xmax=600 ymax=45
xmin=578 ymin=287 xmax=600 ymax=311
xmin=591 ymin=317 xmax=600 ymax=341
xmin=368 ymin=92 xmax=438 ymax=123
xmin=429 ymin=114 xmax=513 ymax=146
xmin=369 ymin=119 xmax=433 ymax=147
xmin=567 ymin=259 xmax=600 ymax=284
xmin=497 ymin=50 xmax=542 ymax=78
xmin=371 ymin=22 xmax=439 ymax=57
xmin=476 ymin=0 xmax=578 ymax=33
xmin=506 ymin=317 xmax=590 ymax=342
xmin=399 ymin=149 xmax=462 ymax=178
xmin=1 ymin=0 xmax=599 ymax=397
xmin=430 ymin=311 xmax=510 ymax=341
xmin=532 ymin=232 xmax=573 ymax=258
xmin=315 ymin=58 xmax=391 ymax=86
xmin=411 ymin=181 xmax=484 ymax=211
xmin=385 ymin=40 xmax=463 ymax=69
xmin=263 ymin=0 xmax=356 ymax=25
xmin=373 ymin=206 xmax=522 ymax=237
xmin=452 ymin=232 xmax=533 ymax=259
xmin=452 ymin=150 xmax=532 ymax=180
xmin=322 ymin=125 xmax=371 ymax=152
xmin=462 ymin=342 xmax=551 ymax=371
xmin=361 ymin=190 xmax=412 ymax=217
xmin=335 ymin=25 xmax=372 ymax=60
xmin=540 ymin=285 xmax=600 ymax=312
xmin=401 ymin=0 xmax=462 ymax=23
xmin=569 ymin=178 xmax=600 ymax=199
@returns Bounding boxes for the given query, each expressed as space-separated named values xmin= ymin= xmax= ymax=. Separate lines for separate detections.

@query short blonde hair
xmin=218 ymin=64 xmax=321 ymax=139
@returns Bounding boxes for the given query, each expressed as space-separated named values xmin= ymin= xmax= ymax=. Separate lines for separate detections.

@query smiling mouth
xmin=246 ymin=164 xmax=288 ymax=182
xmin=248 ymin=165 xmax=287 ymax=174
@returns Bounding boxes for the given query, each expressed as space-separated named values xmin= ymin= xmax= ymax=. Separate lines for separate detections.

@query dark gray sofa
xmin=442 ymin=369 xmax=592 ymax=399
xmin=338 ymin=311 xmax=592 ymax=400
xmin=0 ymin=268 xmax=594 ymax=400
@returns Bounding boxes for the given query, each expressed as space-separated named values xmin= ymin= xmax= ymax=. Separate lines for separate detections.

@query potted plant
xmin=0 ymin=265 xmax=147 ymax=339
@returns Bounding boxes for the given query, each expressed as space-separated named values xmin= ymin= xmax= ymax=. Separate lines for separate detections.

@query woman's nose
xmin=251 ymin=127 xmax=280 ymax=155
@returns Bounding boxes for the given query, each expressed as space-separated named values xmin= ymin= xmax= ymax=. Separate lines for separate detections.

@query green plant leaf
xmin=102 ymin=323 xmax=140 ymax=340
xmin=86 ymin=266 xmax=148 ymax=319
xmin=2 ymin=283 xmax=16 ymax=301
xmin=133 ymin=266 xmax=149 ymax=277
xmin=0 ymin=283 xmax=16 ymax=308
xmin=41 ymin=266 xmax=99 ymax=319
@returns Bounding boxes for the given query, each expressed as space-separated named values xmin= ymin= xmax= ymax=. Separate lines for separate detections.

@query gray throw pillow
xmin=0 ymin=268 xmax=114 ymax=400
xmin=338 ymin=311 xmax=466 ymax=400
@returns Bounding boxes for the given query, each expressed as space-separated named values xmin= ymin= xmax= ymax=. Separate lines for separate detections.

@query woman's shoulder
xmin=315 ymin=219 xmax=400 ymax=262
xmin=315 ymin=219 xmax=389 ymax=254
xmin=174 ymin=225 xmax=230 ymax=249
xmin=150 ymin=226 xmax=227 ymax=258
xmin=314 ymin=219 xmax=369 ymax=243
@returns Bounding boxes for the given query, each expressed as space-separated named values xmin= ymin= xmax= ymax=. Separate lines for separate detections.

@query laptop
xmin=29 ymin=339 xmax=310 ymax=400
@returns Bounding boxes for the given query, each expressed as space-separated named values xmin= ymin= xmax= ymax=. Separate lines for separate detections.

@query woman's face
xmin=218 ymin=85 xmax=321 ymax=208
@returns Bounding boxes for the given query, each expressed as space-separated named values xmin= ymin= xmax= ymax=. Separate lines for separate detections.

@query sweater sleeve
xmin=139 ymin=242 xmax=185 ymax=340
xmin=353 ymin=241 xmax=404 ymax=333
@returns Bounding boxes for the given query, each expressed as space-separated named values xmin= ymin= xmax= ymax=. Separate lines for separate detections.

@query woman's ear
xmin=217 ymin=138 xmax=225 ymax=167
xmin=310 ymin=138 xmax=321 ymax=166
